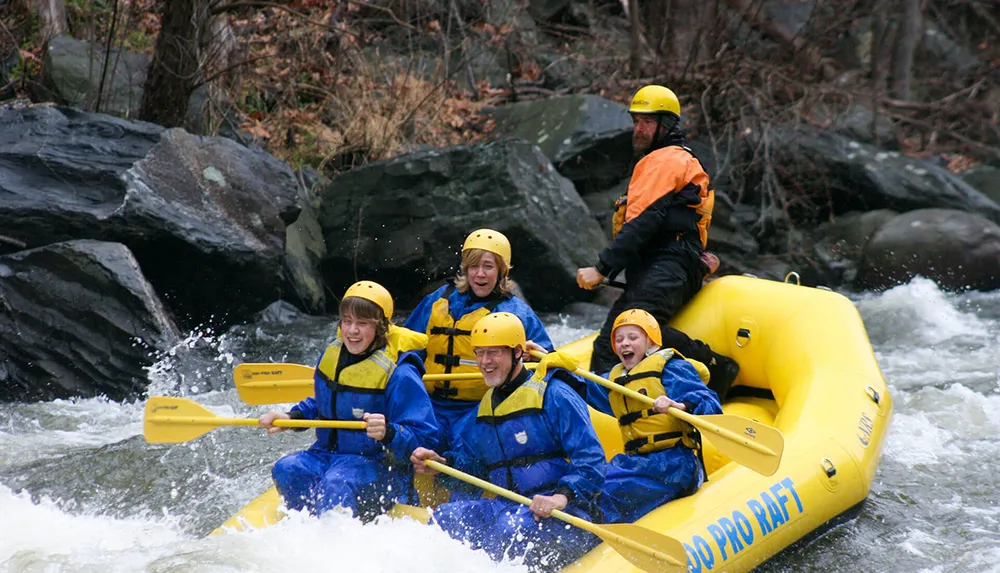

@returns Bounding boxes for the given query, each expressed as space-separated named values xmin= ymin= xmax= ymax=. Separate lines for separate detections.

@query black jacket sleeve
xmin=596 ymin=182 xmax=703 ymax=277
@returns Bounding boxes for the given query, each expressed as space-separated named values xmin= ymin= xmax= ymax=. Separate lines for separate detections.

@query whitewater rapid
xmin=2 ymin=277 xmax=998 ymax=572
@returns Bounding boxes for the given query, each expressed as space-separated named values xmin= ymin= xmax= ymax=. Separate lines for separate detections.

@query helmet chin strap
xmin=501 ymin=347 xmax=524 ymax=387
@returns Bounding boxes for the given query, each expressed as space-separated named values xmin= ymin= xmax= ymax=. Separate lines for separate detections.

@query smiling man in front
xmin=411 ymin=312 xmax=614 ymax=570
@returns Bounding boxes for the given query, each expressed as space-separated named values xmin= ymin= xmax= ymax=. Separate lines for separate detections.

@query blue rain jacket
xmin=272 ymin=349 xmax=440 ymax=517
xmin=430 ymin=368 xmax=615 ymax=568
xmin=600 ymin=357 xmax=723 ymax=523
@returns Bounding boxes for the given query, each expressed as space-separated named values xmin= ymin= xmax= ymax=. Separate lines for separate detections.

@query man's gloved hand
xmin=534 ymin=351 xmax=580 ymax=379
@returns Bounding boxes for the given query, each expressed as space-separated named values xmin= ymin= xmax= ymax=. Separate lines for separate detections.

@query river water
xmin=1 ymin=277 xmax=998 ymax=573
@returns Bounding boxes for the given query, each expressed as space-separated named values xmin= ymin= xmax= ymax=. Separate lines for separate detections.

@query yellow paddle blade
xmin=144 ymin=396 xmax=233 ymax=443
xmin=233 ymin=363 xmax=314 ymax=405
xmin=673 ymin=409 xmax=784 ymax=476
xmin=594 ymin=522 xmax=688 ymax=573
xmin=143 ymin=396 xmax=366 ymax=444
xmin=386 ymin=503 xmax=432 ymax=523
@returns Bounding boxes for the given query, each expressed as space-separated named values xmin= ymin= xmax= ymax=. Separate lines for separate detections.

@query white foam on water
xmin=854 ymin=278 xmax=1000 ymax=394
xmin=854 ymin=277 xmax=991 ymax=346
xmin=0 ymin=484 xmax=186 ymax=571
xmin=0 ymin=397 xmax=144 ymax=466
xmin=0 ymin=484 xmax=527 ymax=573
xmin=543 ymin=314 xmax=600 ymax=348
xmin=882 ymin=410 xmax=962 ymax=468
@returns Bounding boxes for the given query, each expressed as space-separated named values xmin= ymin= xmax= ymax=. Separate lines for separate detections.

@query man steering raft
xmin=259 ymin=281 xmax=439 ymax=520
xmin=410 ymin=312 xmax=616 ymax=569
xmin=576 ymin=84 xmax=738 ymax=400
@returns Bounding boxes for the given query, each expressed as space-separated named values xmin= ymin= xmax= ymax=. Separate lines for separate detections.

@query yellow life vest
xmin=477 ymin=376 xmax=547 ymax=421
xmin=424 ymin=286 xmax=504 ymax=401
xmin=318 ymin=324 xmax=428 ymax=392
xmin=608 ymin=348 xmax=699 ymax=455
xmin=316 ymin=340 xmax=396 ymax=393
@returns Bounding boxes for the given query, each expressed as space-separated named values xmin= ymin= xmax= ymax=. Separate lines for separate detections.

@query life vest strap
xmin=433 ymin=354 xmax=462 ymax=368
xmin=431 ymin=385 xmax=459 ymax=398
xmin=613 ymin=370 xmax=661 ymax=386
xmin=485 ymin=451 xmax=566 ymax=472
xmin=624 ymin=431 xmax=684 ymax=454
xmin=618 ymin=407 xmax=662 ymax=426
xmin=429 ymin=326 xmax=473 ymax=336
xmin=477 ymin=407 xmax=545 ymax=425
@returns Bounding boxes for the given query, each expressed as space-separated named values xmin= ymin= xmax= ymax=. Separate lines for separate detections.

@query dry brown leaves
xmin=226 ymin=3 xmax=490 ymax=173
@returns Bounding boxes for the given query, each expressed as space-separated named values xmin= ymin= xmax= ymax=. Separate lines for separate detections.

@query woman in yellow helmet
xmin=595 ymin=309 xmax=722 ymax=523
xmin=404 ymin=229 xmax=554 ymax=448
xmin=258 ymin=281 xmax=440 ymax=520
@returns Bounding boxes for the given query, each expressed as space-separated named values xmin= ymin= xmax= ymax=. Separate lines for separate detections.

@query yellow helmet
xmin=629 ymin=85 xmax=680 ymax=117
xmin=342 ymin=280 xmax=394 ymax=319
xmin=463 ymin=229 xmax=511 ymax=266
xmin=471 ymin=312 xmax=526 ymax=349
xmin=612 ymin=309 xmax=662 ymax=352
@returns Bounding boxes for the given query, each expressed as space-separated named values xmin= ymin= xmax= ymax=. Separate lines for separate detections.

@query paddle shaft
xmin=239 ymin=365 xmax=537 ymax=385
xmin=423 ymin=362 xmax=537 ymax=382
xmin=156 ymin=416 xmax=366 ymax=430
xmin=424 ymin=460 xmax=683 ymax=567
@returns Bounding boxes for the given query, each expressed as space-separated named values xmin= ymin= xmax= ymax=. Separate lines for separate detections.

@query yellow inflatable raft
xmin=216 ymin=275 xmax=893 ymax=573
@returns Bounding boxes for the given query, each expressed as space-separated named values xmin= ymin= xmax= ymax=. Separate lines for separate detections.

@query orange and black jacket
xmin=596 ymin=134 xmax=714 ymax=279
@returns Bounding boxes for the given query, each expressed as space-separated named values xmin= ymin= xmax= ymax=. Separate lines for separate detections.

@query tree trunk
xmin=890 ymin=0 xmax=922 ymax=101
xmin=139 ymin=0 xmax=210 ymax=127
xmin=871 ymin=0 xmax=894 ymax=94
xmin=22 ymin=0 xmax=67 ymax=43
xmin=628 ymin=0 xmax=643 ymax=76
xmin=642 ymin=0 xmax=670 ymax=69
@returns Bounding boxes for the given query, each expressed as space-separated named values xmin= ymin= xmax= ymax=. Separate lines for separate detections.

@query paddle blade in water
xmin=596 ymin=522 xmax=688 ymax=573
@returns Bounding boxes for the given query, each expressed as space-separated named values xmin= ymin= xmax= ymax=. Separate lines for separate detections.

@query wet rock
xmin=764 ymin=124 xmax=1000 ymax=222
xmin=808 ymin=101 xmax=897 ymax=148
xmin=485 ymin=95 xmax=634 ymax=194
xmin=961 ymin=166 xmax=1000 ymax=207
xmin=41 ymin=35 xmax=149 ymax=117
xmin=856 ymin=209 xmax=1000 ymax=291
xmin=811 ymin=209 xmax=898 ymax=286
xmin=0 ymin=240 xmax=180 ymax=402
xmin=317 ymin=139 xmax=607 ymax=311
xmin=0 ymin=106 xmax=304 ymax=327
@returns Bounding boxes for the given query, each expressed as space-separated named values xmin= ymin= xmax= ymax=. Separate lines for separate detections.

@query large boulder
xmin=41 ymin=35 xmax=148 ymax=117
xmin=316 ymin=139 xmax=607 ymax=311
xmin=961 ymin=166 xmax=1000 ymax=207
xmin=856 ymin=209 xmax=1000 ymax=291
xmin=811 ymin=209 xmax=898 ymax=286
xmin=0 ymin=240 xmax=180 ymax=402
xmin=0 ymin=106 xmax=307 ymax=326
xmin=764 ymin=124 xmax=1000 ymax=223
xmin=40 ymin=35 xmax=241 ymax=138
xmin=485 ymin=94 xmax=633 ymax=194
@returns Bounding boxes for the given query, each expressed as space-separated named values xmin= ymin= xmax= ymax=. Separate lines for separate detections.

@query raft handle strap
xmin=821 ymin=458 xmax=837 ymax=478
xmin=865 ymin=385 xmax=881 ymax=405
xmin=736 ymin=328 xmax=751 ymax=348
